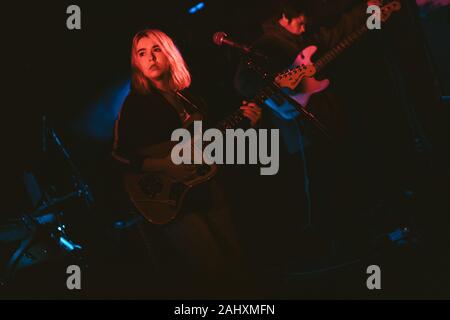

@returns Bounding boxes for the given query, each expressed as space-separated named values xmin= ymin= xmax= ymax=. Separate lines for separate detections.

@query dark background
xmin=2 ymin=0 xmax=450 ymax=298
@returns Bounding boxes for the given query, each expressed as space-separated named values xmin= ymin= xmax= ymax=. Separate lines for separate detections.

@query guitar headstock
xmin=381 ymin=1 xmax=402 ymax=22
xmin=274 ymin=64 xmax=316 ymax=90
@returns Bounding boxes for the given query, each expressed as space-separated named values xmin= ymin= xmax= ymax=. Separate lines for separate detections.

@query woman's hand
xmin=240 ymin=101 xmax=262 ymax=127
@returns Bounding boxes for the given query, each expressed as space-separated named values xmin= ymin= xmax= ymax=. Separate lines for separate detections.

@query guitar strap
xmin=175 ymin=91 xmax=205 ymax=129
xmin=160 ymin=90 xmax=204 ymax=129
xmin=176 ymin=91 xmax=202 ymax=115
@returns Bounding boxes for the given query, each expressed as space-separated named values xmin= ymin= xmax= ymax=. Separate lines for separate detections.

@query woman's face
xmin=135 ymin=37 xmax=170 ymax=83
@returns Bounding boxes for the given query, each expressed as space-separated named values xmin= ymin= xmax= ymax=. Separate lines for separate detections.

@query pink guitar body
xmin=268 ymin=1 xmax=402 ymax=120
xmin=265 ymin=45 xmax=329 ymax=120
xmin=290 ymin=46 xmax=330 ymax=108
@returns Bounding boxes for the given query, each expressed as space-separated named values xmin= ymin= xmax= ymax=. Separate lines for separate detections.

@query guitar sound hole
xmin=139 ymin=175 xmax=163 ymax=198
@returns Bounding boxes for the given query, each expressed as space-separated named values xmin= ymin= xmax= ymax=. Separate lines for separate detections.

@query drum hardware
xmin=1 ymin=121 xmax=91 ymax=288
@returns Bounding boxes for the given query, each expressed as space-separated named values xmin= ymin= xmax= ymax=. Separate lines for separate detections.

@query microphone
xmin=212 ymin=32 xmax=267 ymax=60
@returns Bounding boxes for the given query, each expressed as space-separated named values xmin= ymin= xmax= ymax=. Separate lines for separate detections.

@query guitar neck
xmin=314 ymin=23 xmax=368 ymax=73
xmin=216 ymin=109 xmax=246 ymax=132
xmin=214 ymin=86 xmax=277 ymax=132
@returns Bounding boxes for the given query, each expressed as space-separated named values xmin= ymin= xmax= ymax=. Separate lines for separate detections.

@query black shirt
xmin=235 ymin=1 xmax=368 ymax=98
xmin=112 ymin=88 xmax=207 ymax=171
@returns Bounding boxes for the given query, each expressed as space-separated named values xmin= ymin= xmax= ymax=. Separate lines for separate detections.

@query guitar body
xmin=123 ymin=140 xmax=218 ymax=225
xmin=266 ymin=45 xmax=330 ymax=120
xmin=291 ymin=76 xmax=330 ymax=108
xmin=291 ymin=46 xmax=330 ymax=106
xmin=269 ymin=1 xmax=402 ymax=120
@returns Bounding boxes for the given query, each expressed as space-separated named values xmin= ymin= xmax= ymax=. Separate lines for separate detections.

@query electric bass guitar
xmin=267 ymin=1 xmax=402 ymax=120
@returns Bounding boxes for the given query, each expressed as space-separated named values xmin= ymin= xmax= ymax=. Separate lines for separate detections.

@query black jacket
xmin=234 ymin=1 xmax=369 ymax=98
xmin=112 ymin=88 xmax=207 ymax=171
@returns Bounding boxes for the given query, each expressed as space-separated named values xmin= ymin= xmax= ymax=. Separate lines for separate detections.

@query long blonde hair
xmin=130 ymin=29 xmax=191 ymax=94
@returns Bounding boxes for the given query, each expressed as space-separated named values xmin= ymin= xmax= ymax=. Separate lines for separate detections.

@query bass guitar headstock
xmin=274 ymin=64 xmax=316 ymax=90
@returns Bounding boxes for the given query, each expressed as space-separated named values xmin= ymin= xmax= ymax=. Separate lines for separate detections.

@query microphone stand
xmin=213 ymin=31 xmax=330 ymax=139
xmin=244 ymin=57 xmax=332 ymax=141
xmin=48 ymin=127 xmax=94 ymax=208
xmin=243 ymin=55 xmax=324 ymax=230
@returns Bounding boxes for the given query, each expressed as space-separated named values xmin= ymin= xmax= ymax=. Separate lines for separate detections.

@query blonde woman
xmin=112 ymin=29 xmax=261 ymax=291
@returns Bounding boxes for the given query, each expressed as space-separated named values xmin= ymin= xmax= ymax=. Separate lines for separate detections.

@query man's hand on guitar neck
xmin=240 ymin=101 xmax=262 ymax=127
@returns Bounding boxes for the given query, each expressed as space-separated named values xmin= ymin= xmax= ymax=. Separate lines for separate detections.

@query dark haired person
xmin=236 ymin=0 xmax=382 ymax=126
xmin=233 ymin=0 xmax=383 ymax=268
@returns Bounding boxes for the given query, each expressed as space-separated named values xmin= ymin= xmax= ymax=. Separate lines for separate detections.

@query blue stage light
xmin=72 ymin=79 xmax=130 ymax=142
xmin=189 ymin=2 xmax=205 ymax=14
